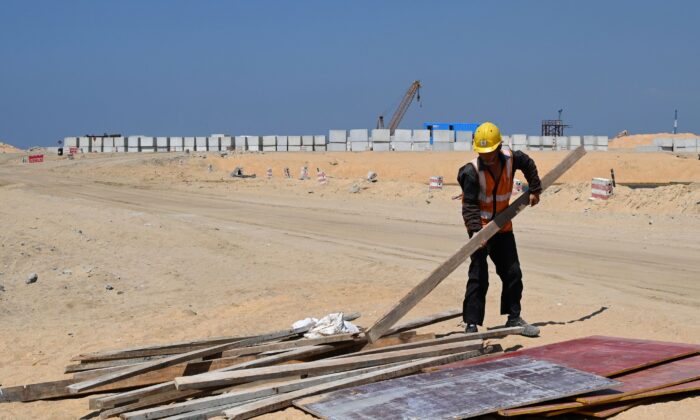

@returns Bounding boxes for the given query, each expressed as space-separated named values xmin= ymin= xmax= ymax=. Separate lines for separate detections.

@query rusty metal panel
xmin=437 ymin=336 xmax=700 ymax=377
xmin=294 ymin=357 xmax=617 ymax=419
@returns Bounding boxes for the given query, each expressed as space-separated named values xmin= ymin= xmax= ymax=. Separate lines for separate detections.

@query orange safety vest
xmin=468 ymin=149 xmax=514 ymax=232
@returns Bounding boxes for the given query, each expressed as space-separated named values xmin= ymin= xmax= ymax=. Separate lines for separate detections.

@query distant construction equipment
xmin=376 ymin=80 xmax=422 ymax=135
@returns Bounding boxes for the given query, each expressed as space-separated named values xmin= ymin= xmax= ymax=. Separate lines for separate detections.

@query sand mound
xmin=0 ymin=141 xmax=23 ymax=153
xmin=609 ymin=132 xmax=698 ymax=149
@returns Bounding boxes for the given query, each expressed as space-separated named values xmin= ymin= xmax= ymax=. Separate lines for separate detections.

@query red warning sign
xmin=28 ymin=154 xmax=44 ymax=163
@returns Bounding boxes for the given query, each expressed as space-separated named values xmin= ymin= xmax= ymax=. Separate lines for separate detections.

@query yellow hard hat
xmin=473 ymin=122 xmax=502 ymax=153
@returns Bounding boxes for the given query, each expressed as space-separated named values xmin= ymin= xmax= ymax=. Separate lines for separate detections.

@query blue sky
xmin=1 ymin=0 xmax=698 ymax=148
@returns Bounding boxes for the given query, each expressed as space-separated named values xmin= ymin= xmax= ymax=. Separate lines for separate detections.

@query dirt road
xmin=0 ymin=153 xmax=698 ymax=418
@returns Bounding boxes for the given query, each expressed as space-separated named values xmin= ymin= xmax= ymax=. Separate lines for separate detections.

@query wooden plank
xmin=75 ymin=312 xmax=360 ymax=363
xmin=68 ymin=326 xmax=310 ymax=394
xmin=219 ymin=333 xmax=357 ymax=358
xmin=0 ymin=355 xmax=258 ymax=403
xmin=119 ymin=365 xmax=394 ymax=420
xmin=66 ymin=355 xmax=172 ymax=374
xmin=90 ymin=382 xmax=175 ymax=410
xmin=174 ymin=340 xmax=496 ymax=391
xmin=364 ymin=146 xmax=586 ymax=342
xmin=380 ymin=309 xmax=462 ymax=337
xmin=333 ymin=336 xmax=483 ymax=359
xmin=295 ymin=357 xmax=617 ymax=420
xmin=574 ymin=379 xmax=700 ymax=418
xmin=89 ymin=338 xmax=357 ymax=410
xmin=73 ymin=337 xmax=252 ymax=362
xmin=223 ymin=349 xmax=496 ymax=420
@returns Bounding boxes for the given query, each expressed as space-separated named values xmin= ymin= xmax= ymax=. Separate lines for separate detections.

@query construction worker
xmin=457 ymin=122 xmax=542 ymax=337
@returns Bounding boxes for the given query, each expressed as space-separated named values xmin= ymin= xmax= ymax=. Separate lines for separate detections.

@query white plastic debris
xmin=292 ymin=313 xmax=360 ymax=339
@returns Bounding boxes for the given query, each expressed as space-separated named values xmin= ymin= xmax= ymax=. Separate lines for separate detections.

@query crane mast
xmin=377 ymin=80 xmax=422 ymax=135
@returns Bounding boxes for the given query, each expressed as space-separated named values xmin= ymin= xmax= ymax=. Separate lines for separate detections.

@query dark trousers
xmin=463 ymin=231 xmax=523 ymax=326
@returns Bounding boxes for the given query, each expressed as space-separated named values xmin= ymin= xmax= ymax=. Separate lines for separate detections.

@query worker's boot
xmin=465 ymin=324 xmax=478 ymax=334
xmin=505 ymin=316 xmax=540 ymax=337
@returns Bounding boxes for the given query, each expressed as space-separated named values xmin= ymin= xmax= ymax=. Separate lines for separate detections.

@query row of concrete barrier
xmin=636 ymin=138 xmax=700 ymax=153
xmin=63 ymin=130 xmax=611 ymax=153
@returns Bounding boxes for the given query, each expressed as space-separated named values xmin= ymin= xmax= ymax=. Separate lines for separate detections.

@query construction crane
xmin=376 ymin=80 xmax=422 ymax=135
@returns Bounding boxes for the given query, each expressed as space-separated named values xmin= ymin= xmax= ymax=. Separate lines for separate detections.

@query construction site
xmin=1 ymin=3 xmax=700 ymax=420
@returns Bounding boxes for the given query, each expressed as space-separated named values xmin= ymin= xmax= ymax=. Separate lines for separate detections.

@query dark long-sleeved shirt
xmin=457 ymin=150 xmax=542 ymax=233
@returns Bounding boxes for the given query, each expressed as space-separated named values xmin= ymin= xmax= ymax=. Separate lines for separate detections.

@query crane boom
xmin=377 ymin=80 xmax=421 ymax=135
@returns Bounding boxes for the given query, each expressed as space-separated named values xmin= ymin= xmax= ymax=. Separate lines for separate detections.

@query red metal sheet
xmin=437 ymin=336 xmax=699 ymax=376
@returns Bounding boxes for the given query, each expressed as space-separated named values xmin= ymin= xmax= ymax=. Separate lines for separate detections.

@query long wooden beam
xmin=174 ymin=340 xmax=486 ymax=391
xmin=119 ymin=365 xmax=394 ymax=420
xmin=68 ymin=326 xmax=310 ymax=394
xmin=364 ymin=146 xmax=586 ymax=342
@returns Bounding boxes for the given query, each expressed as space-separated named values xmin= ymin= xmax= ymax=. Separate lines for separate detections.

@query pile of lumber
xmin=0 ymin=310 xmax=524 ymax=419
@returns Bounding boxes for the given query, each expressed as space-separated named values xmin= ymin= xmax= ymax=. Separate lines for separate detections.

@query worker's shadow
xmin=531 ymin=306 xmax=609 ymax=327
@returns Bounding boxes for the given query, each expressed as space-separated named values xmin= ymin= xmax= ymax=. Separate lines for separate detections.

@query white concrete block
xmin=512 ymin=134 xmax=527 ymax=145
xmin=371 ymin=129 xmax=391 ymax=142
xmin=141 ymin=148 xmax=155 ymax=153
xmin=234 ymin=136 xmax=246 ymax=149
xmin=300 ymin=146 xmax=313 ymax=152
xmin=674 ymin=138 xmax=698 ymax=147
xmin=314 ymin=145 xmax=327 ymax=152
xmin=276 ymin=144 xmax=288 ymax=152
xmin=156 ymin=137 xmax=168 ymax=147
xmin=349 ymin=129 xmax=369 ymax=142
xmin=456 ymin=131 xmax=473 ymax=142
xmin=329 ymin=130 xmax=347 ymax=143
xmin=596 ymin=136 xmax=609 ymax=146
xmin=314 ymin=135 xmax=326 ymax=146
xmin=527 ymin=136 xmax=541 ymax=147
xmin=583 ymin=136 xmax=596 ymax=145
xmin=541 ymin=136 xmax=555 ymax=147
xmin=569 ymin=136 xmax=582 ymax=146
xmin=184 ymin=137 xmax=195 ymax=148
xmin=287 ymin=145 xmax=301 ymax=152
xmin=554 ymin=137 xmax=569 ymax=150
xmin=327 ymin=143 xmax=348 ymax=152
xmin=139 ymin=137 xmax=153 ymax=147
xmin=195 ymin=137 xmax=207 ymax=151
xmin=393 ymin=129 xmax=412 ymax=142
xmin=127 ymin=147 xmax=139 ymax=153
xmin=288 ymin=136 xmax=302 ymax=146
xmin=276 ymin=136 xmax=288 ymax=146
xmin=653 ymin=138 xmax=673 ymax=147
xmin=636 ymin=145 xmax=662 ymax=152
xmin=246 ymin=136 xmax=261 ymax=151
xmin=221 ymin=136 xmax=233 ymax=149
xmin=412 ymin=130 xmax=430 ymax=142
xmin=262 ymin=136 xmax=276 ymax=146
xmin=392 ymin=142 xmax=412 ymax=151
xmin=433 ymin=130 xmax=454 ymax=143
xmin=262 ymin=146 xmax=276 ymax=152
xmin=454 ymin=142 xmax=471 ymax=152
xmin=302 ymin=135 xmax=314 ymax=146
xmin=128 ymin=136 xmax=140 ymax=148
xmin=432 ymin=142 xmax=454 ymax=152
xmin=63 ymin=137 xmax=77 ymax=148
xmin=372 ymin=142 xmax=391 ymax=152
xmin=350 ymin=142 xmax=370 ymax=152
xmin=412 ymin=142 xmax=431 ymax=151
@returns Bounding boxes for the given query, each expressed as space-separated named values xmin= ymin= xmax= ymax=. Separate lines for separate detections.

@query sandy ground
xmin=0 ymin=142 xmax=22 ymax=154
xmin=0 ymin=150 xmax=698 ymax=419
xmin=609 ymin=132 xmax=698 ymax=149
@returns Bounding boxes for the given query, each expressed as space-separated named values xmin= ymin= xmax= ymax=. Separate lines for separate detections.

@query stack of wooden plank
xmin=293 ymin=336 xmax=699 ymax=419
xmin=0 ymin=310 xmax=525 ymax=419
